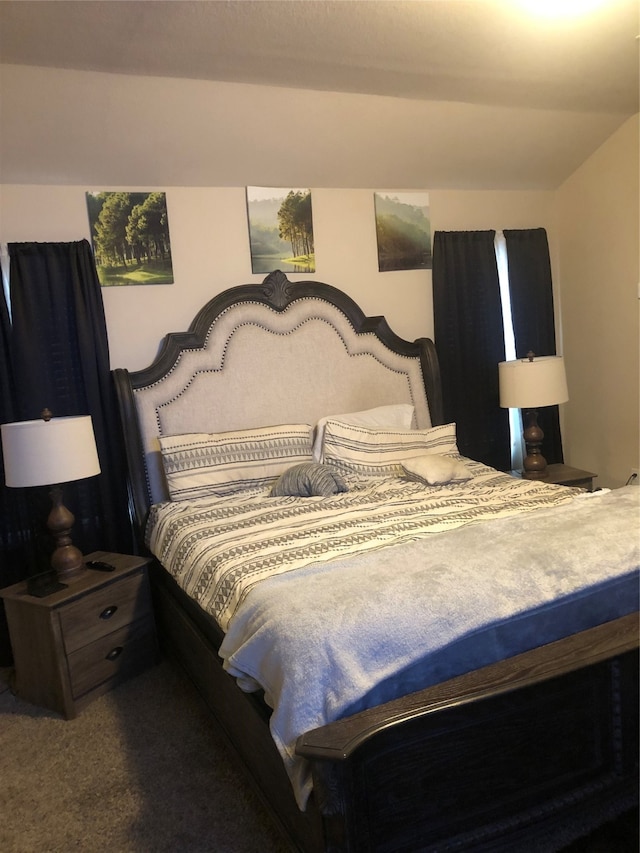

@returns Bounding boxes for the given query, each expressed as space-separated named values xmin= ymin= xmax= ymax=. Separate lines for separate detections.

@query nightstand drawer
xmin=61 ymin=570 xmax=151 ymax=653
xmin=67 ymin=615 xmax=157 ymax=698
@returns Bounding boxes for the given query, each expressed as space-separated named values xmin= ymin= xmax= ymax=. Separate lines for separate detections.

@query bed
xmin=113 ymin=270 xmax=639 ymax=853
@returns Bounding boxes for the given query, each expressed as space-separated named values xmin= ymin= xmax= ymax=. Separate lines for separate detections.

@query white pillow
xmin=159 ymin=423 xmax=313 ymax=500
xmin=402 ymin=454 xmax=472 ymax=486
xmin=313 ymin=404 xmax=415 ymax=461
xmin=322 ymin=421 xmax=458 ymax=478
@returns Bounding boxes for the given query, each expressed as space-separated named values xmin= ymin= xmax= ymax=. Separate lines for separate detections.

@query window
xmin=495 ymin=231 xmax=524 ymax=471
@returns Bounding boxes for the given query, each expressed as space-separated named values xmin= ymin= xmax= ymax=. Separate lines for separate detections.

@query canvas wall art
xmin=86 ymin=191 xmax=174 ymax=286
xmin=374 ymin=192 xmax=431 ymax=271
xmin=246 ymin=187 xmax=315 ymax=274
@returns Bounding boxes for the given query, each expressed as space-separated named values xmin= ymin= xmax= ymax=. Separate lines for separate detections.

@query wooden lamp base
xmin=522 ymin=408 xmax=548 ymax=479
xmin=47 ymin=485 xmax=87 ymax=582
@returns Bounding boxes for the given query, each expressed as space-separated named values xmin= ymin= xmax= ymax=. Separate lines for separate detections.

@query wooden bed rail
xmin=296 ymin=612 xmax=639 ymax=761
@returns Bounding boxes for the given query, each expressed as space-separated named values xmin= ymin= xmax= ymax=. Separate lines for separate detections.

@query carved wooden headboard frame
xmin=113 ymin=271 xmax=443 ymax=537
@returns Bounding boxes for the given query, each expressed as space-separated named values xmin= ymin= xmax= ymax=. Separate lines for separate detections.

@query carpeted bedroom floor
xmin=0 ymin=659 xmax=290 ymax=853
xmin=0 ymin=659 xmax=636 ymax=853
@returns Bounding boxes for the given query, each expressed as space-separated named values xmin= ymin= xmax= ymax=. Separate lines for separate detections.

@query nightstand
xmin=0 ymin=552 xmax=158 ymax=719
xmin=511 ymin=463 xmax=597 ymax=491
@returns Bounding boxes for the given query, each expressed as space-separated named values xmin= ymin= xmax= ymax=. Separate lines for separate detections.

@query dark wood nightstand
xmin=0 ymin=552 xmax=158 ymax=719
xmin=511 ymin=463 xmax=597 ymax=491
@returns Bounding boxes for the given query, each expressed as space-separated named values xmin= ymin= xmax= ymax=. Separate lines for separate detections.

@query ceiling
xmin=0 ymin=0 xmax=638 ymax=189
xmin=1 ymin=0 xmax=638 ymax=112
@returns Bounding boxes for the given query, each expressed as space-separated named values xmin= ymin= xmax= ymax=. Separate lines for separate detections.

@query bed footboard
xmin=298 ymin=613 xmax=639 ymax=852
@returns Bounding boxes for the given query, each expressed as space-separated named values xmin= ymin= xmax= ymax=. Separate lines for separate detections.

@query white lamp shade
xmin=1 ymin=415 xmax=101 ymax=488
xmin=499 ymin=355 xmax=569 ymax=409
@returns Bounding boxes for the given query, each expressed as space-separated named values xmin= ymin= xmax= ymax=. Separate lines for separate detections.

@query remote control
xmin=86 ymin=560 xmax=116 ymax=572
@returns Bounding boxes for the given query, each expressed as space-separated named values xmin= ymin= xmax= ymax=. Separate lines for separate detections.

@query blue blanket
xmin=220 ymin=487 xmax=639 ymax=808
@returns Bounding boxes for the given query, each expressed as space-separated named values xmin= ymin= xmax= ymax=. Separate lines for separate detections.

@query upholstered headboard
xmin=113 ymin=271 xmax=443 ymax=533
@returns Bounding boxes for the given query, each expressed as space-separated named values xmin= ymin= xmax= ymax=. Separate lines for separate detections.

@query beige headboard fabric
xmin=131 ymin=296 xmax=432 ymax=506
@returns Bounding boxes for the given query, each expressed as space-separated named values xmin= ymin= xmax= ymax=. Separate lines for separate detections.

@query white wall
xmin=0 ymin=185 xmax=556 ymax=371
xmin=554 ymin=115 xmax=639 ymax=489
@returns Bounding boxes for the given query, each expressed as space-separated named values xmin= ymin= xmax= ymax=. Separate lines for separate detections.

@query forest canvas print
xmin=86 ymin=191 xmax=174 ymax=286
xmin=374 ymin=192 xmax=431 ymax=271
xmin=246 ymin=187 xmax=315 ymax=274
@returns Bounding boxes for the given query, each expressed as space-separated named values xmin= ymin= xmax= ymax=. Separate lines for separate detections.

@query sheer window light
xmin=495 ymin=231 xmax=524 ymax=471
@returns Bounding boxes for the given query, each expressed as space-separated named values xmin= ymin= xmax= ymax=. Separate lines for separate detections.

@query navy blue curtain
xmin=1 ymin=272 xmax=47 ymax=663
xmin=0 ymin=241 xmax=133 ymax=664
xmin=433 ymin=230 xmax=510 ymax=471
xmin=503 ymin=228 xmax=564 ymax=465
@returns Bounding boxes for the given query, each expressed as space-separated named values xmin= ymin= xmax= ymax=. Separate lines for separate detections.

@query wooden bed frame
xmin=113 ymin=271 xmax=638 ymax=852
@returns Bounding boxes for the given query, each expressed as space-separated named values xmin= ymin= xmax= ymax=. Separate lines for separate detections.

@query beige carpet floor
xmin=0 ymin=660 xmax=290 ymax=853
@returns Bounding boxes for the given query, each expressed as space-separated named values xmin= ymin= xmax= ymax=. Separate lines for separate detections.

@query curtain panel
xmin=503 ymin=228 xmax=564 ymax=465
xmin=433 ymin=230 xmax=511 ymax=471
xmin=0 ymin=277 xmax=46 ymax=663
xmin=7 ymin=239 xmax=132 ymax=556
xmin=0 ymin=241 xmax=133 ymax=662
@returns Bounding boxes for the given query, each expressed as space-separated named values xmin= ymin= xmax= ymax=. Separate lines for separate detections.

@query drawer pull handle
xmin=100 ymin=605 xmax=118 ymax=620
xmin=106 ymin=646 xmax=123 ymax=661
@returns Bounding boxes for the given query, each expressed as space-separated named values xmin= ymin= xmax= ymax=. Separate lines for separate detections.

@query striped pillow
xmin=270 ymin=463 xmax=348 ymax=497
xmin=322 ymin=421 xmax=459 ymax=478
xmin=312 ymin=404 xmax=415 ymax=461
xmin=159 ymin=424 xmax=314 ymax=500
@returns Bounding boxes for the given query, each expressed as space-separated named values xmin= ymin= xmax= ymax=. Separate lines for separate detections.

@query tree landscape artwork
xmin=246 ymin=187 xmax=315 ymax=274
xmin=86 ymin=191 xmax=174 ymax=286
xmin=374 ymin=192 xmax=432 ymax=271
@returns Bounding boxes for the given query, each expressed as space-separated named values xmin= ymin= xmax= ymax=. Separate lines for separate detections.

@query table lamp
xmin=498 ymin=352 xmax=568 ymax=479
xmin=1 ymin=409 xmax=101 ymax=582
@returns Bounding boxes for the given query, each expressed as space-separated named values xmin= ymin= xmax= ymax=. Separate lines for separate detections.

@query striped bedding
xmin=146 ymin=457 xmax=578 ymax=633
